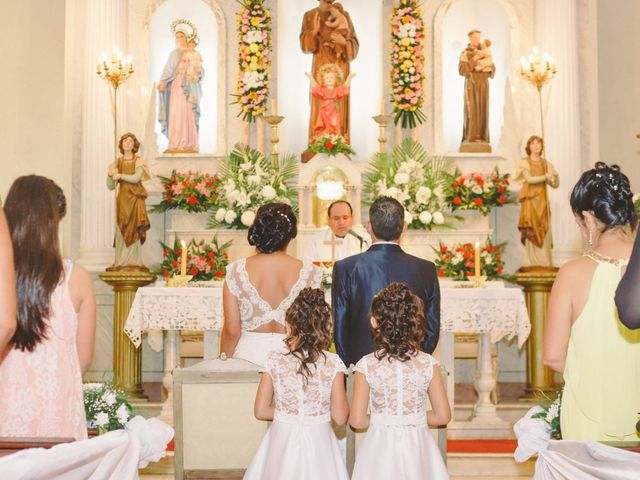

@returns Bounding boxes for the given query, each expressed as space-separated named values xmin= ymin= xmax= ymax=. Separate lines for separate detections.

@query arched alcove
xmin=147 ymin=0 xmax=225 ymax=154
xmin=432 ymin=0 xmax=522 ymax=155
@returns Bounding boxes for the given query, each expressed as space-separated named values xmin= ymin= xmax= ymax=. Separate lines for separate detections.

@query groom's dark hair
xmin=369 ymin=196 xmax=404 ymax=241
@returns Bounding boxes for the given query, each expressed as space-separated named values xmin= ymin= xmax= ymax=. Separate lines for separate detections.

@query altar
xmin=124 ymin=281 xmax=530 ymax=435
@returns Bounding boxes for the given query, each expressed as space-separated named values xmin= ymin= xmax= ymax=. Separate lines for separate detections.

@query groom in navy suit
xmin=332 ymin=196 xmax=441 ymax=366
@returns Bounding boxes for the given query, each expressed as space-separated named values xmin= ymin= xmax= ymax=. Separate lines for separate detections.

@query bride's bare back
xmin=245 ymin=253 xmax=303 ymax=332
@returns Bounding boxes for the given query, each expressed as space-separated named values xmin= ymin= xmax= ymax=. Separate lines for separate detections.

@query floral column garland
xmin=390 ymin=0 xmax=426 ymax=129
xmin=235 ymin=0 xmax=271 ymax=123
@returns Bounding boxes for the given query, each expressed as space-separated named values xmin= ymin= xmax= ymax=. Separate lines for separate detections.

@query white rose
xmin=432 ymin=212 xmax=445 ymax=224
xmin=419 ymin=211 xmax=432 ymax=225
xmin=95 ymin=412 xmax=109 ymax=427
xmin=215 ymin=208 xmax=226 ymax=222
xmin=394 ymin=172 xmax=410 ymax=185
xmin=416 ymin=186 xmax=432 ymax=204
xmin=471 ymin=185 xmax=483 ymax=194
xmin=240 ymin=162 xmax=252 ymax=171
xmin=385 ymin=187 xmax=400 ymax=199
xmin=116 ymin=403 xmax=129 ymax=425
xmin=453 ymin=252 xmax=463 ymax=264
xmin=226 ymin=189 xmax=239 ymax=204
xmin=241 ymin=210 xmax=256 ymax=227
xmin=404 ymin=210 xmax=413 ymax=224
xmin=397 ymin=190 xmax=410 ymax=204
xmin=224 ymin=210 xmax=237 ymax=224
xmin=260 ymin=185 xmax=276 ymax=199
xmin=102 ymin=392 xmax=116 ymax=406
xmin=235 ymin=191 xmax=250 ymax=207
xmin=485 ymin=254 xmax=493 ymax=264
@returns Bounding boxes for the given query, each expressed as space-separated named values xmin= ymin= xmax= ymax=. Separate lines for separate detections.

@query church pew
xmin=0 ymin=437 xmax=74 ymax=457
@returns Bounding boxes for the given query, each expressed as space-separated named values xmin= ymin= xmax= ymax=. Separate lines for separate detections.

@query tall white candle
xmin=180 ymin=240 xmax=187 ymax=276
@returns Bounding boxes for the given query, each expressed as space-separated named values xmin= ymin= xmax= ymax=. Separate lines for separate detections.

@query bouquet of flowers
xmin=312 ymin=261 xmax=333 ymax=290
xmin=363 ymin=139 xmax=453 ymax=230
xmin=154 ymin=237 xmax=232 ymax=281
xmin=304 ymin=133 xmax=355 ymax=158
xmin=390 ymin=0 xmax=426 ymax=129
xmin=152 ymin=170 xmax=221 ymax=213
xmin=531 ymin=390 xmax=562 ymax=440
xmin=83 ymin=382 xmax=133 ymax=434
xmin=445 ymin=169 xmax=511 ymax=215
xmin=209 ymin=143 xmax=297 ymax=229
xmin=433 ymin=239 xmax=506 ymax=280
xmin=234 ymin=0 xmax=272 ymax=122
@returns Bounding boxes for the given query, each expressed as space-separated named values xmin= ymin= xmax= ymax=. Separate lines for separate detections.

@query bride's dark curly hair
xmin=371 ymin=282 xmax=426 ymax=362
xmin=247 ymin=203 xmax=297 ymax=253
xmin=285 ymin=288 xmax=332 ymax=382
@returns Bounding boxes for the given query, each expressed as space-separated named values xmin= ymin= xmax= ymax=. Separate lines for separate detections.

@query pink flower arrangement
xmin=152 ymin=170 xmax=221 ymax=213
xmin=234 ymin=0 xmax=272 ymax=123
xmin=390 ymin=0 xmax=426 ymax=129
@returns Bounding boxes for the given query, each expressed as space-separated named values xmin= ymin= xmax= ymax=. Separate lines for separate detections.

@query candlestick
xmin=519 ymin=47 xmax=557 ymax=145
xmin=372 ymin=114 xmax=392 ymax=153
xmin=180 ymin=240 xmax=187 ymax=277
xmin=96 ymin=46 xmax=134 ymax=160
xmin=264 ymin=114 xmax=285 ymax=166
xmin=474 ymin=242 xmax=481 ymax=278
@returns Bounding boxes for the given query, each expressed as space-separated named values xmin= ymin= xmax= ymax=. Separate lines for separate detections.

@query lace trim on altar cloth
xmin=227 ymin=258 xmax=322 ymax=331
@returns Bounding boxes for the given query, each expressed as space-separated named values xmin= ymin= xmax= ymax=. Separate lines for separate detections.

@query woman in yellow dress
xmin=544 ymin=162 xmax=640 ymax=441
xmin=106 ymin=133 xmax=151 ymax=271
xmin=515 ymin=135 xmax=559 ymax=268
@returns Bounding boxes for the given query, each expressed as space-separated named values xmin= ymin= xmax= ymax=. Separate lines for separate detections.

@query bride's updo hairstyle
xmin=570 ymin=162 xmax=637 ymax=232
xmin=247 ymin=203 xmax=297 ymax=253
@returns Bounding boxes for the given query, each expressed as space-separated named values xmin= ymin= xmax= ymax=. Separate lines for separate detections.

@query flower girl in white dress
xmin=350 ymin=283 xmax=451 ymax=479
xmin=243 ymin=288 xmax=349 ymax=480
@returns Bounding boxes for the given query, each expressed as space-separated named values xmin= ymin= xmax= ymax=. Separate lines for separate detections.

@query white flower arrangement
xmin=209 ymin=143 xmax=298 ymax=229
xmin=83 ymin=382 xmax=133 ymax=434
xmin=363 ymin=139 xmax=454 ymax=230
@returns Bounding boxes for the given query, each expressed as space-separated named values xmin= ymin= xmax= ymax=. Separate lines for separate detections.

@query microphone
xmin=348 ymin=229 xmax=368 ymax=250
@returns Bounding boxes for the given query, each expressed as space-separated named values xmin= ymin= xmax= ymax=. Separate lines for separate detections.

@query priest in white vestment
xmin=302 ymin=200 xmax=370 ymax=262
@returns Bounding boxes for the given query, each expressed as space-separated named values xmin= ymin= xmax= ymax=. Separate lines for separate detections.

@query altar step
xmin=448 ymin=452 xmax=534 ymax=478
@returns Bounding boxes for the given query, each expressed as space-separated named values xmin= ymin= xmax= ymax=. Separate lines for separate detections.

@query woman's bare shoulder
xmin=555 ymin=255 xmax=596 ymax=284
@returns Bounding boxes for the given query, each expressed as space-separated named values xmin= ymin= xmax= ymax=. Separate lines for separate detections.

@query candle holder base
xmin=466 ymin=275 xmax=488 ymax=288
xmin=168 ymin=275 xmax=193 ymax=288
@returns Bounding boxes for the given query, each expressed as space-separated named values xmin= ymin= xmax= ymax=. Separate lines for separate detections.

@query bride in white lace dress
xmin=244 ymin=288 xmax=349 ymax=480
xmin=350 ymin=283 xmax=451 ymax=479
xmin=221 ymin=203 xmax=322 ymax=367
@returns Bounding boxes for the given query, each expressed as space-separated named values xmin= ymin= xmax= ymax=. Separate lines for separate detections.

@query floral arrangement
xmin=152 ymin=170 xmax=221 ymax=213
xmin=363 ymin=139 xmax=453 ymax=230
xmin=154 ymin=237 xmax=231 ymax=281
xmin=445 ymin=169 xmax=511 ymax=215
xmin=633 ymin=194 xmax=640 ymax=216
xmin=531 ymin=390 xmax=562 ymax=440
xmin=312 ymin=261 xmax=333 ymax=290
xmin=390 ymin=0 xmax=426 ymax=129
xmin=84 ymin=382 xmax=133 ymax=434
xmin=234 ymin=0 xmax=272 ymax=122
xmin=433 ymin=239 xmax=506 ymax=280
xmin=304 ymin=134 xmax=355 ymax=158
xmin=209 ymin=143 xmax=298 ymax=229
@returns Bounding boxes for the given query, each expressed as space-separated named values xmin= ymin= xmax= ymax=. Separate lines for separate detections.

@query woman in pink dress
xmin=158 ymin=29 xmax=201 ymax=153
xmin=0 ymin=176 xmax=96 ymax=440
xmin=306 ymin=64 xmax=355 ymax=137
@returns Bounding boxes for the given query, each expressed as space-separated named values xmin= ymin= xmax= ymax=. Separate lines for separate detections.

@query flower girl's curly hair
xmin=285 ymin=287 xmax=332 ymax=382
xmin=371 ymin=283 xmax=426 ymax=362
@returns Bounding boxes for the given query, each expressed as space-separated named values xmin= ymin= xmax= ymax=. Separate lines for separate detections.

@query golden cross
xmin=323 ymin=234 xmax=343 ymax=263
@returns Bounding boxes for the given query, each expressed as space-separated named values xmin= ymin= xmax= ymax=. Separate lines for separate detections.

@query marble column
xmin=78 ymin=0 xmax=128 ymax=272
xmin=535 ymin=0 xmax=583 ymax=265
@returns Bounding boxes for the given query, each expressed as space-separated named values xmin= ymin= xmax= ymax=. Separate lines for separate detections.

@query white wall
xmin=597 ymin=0 xmax=640 ymax=191
xmin=0 ymin=0 xmax=68 ymax=232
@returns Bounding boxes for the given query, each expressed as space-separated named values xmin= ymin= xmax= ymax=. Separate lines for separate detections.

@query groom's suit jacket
xmin=332 ymin=243 xmax=441 ymax=366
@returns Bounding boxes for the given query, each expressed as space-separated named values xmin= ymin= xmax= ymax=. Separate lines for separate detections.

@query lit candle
xmin=271 ymin=99 xmax=277 ymax=116
xmin=474 ymin=242 xmax=481 ymax=278
xmin=180 ymin=240 xmax=187 ymax=276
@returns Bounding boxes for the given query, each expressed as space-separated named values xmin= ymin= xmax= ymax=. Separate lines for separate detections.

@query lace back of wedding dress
xmin=225 ymin=259 xmax=322 ymax=331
